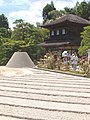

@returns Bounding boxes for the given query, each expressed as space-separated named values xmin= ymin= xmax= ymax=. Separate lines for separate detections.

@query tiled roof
xmin=38 ymin=42 xmax=70 ymax=47
xmin=41 ymin=14 xmax=90 ymax=27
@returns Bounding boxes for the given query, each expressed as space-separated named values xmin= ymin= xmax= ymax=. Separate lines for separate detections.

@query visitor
xmin=67 ymin=52 xmax=71 ymax=64
xmin=53 ymin=51 xmax=58 ymax=62
xmin=71 ymin=52 xmax=78 ymax=71
xmin=62 ymin=51 xmax=68 ymax=63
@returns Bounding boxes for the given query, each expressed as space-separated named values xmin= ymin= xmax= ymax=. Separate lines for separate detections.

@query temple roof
xmin=38 ymin=41 xmax=80 ymax=47
xmin=39 ymin=42 xmax=69 ymax=47
xmin=41 ymin=14 xmax=90 ymax=28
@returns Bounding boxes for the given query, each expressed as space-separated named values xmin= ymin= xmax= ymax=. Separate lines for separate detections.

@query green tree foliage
xmin=0 ymin=27 xmax=11 ymax=38
xmin=78 ymin=26 xmax=90 ymax=56
xmin=0 ymin=37 xmax=8 ymax=65
xmin=0 ymin=14 xmax=11 ymax=65
xmin=88 ymin=1 xmax=90 ymax=19
xmin=0 ymin=27 xmax=8 ymax=38
xmin=57 ymin=1 xmax=90 ymax=20
xmin=62 ymin=1 xmax=90 ymax=20
xmin=0 ymin=14 xmax=11 ymax=38
xmin=48 ymin=10 xmax=62 ymax=20
xmin=75 ymin=1 xmax=89 ymax=20
xmin=7 ymin=19 xmax=49 ymax=61
xmin=0 ymin=17 xmax=49 ymax=65
xmin=62 ymin=7 xmax=75 ymax=15
xmin=42 ymin=1 xmax=56 ymax=23
xmin=42 ymin=1 xmax=90 ymax=23
xmin=12 ymin=19 xmax=34 ymax=41
xmin=3 ymin=39 xmax=27 ymax=63
xmin=0 ymin=14 xmax=9 ymax=29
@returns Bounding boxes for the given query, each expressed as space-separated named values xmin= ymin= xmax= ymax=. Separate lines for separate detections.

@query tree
xmin=11 ymin=19 xmax=49 ymax=60
xmin=42 ymin=1 xmax=56 ymax=23
xmin=75 ymin=1 xmax=90 ymax=20
xmin=12 ymin=19 xmax=34 ymax=41
xmin=0 ymin=27 xmax=8 ymax=38
xmin=88 ymin=1 xmax=90 ymax=19
xmin=0 ymin=37 xmax=8 ymax=65
xmin=78 ymin=26 xmax=90 ymax=56
xmin=0 ymin=14 xmax=9 ymax=29
xmin=48 ymin=10 xmax=62 ymax=20
xmin=63 ymin=7 xmax=75 ymax=15
xmin=0 ymin=14 xmax=11 ymax=65
xmin=0 ymin=14 xmax=11 ymax=39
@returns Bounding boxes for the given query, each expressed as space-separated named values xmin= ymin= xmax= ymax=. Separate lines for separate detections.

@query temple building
xmin=39 ymin=14 xmax=90 ymax=54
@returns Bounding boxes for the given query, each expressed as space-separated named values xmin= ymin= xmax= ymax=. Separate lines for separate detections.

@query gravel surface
xmin=0 ymin=67 xmax=90 ymax=120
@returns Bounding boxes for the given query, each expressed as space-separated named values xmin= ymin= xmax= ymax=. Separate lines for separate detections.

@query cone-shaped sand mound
xmin=6 ymin=52 xmax=35 ymax=68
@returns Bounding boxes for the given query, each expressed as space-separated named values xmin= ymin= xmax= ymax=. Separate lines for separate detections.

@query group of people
xmin=44 ymin=50 xmax=78 ymax=71
xmin=62 ymin=51 xmax=78 ymax=71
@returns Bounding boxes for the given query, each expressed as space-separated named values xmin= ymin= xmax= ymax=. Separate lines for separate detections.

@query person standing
xmin=71 ymin=52 xmax=78 ymax=71
xmin=62 ymin=51 xmax=68 ymax=63
xmin=53 ymin=51 xmax=58 ymax=62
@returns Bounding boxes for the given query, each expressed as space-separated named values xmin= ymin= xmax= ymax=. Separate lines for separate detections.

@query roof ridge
xmin=41 ymin=14 xmax=90 ymax=28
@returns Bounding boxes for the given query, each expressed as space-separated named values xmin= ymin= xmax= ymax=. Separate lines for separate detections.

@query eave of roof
xmin=38 ymin=42 xmax=70 ymax=47
xmin=41 ymin=14 xmax=90 ymax=28
xmin=38 ymin=41 xmax=80 ymax=47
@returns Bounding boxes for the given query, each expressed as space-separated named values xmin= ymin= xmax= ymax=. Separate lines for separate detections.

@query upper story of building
xmin=41 ymin=14 xmax=90 ymax=46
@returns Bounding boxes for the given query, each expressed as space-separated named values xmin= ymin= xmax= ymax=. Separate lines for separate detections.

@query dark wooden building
xmin=39 ymin=14 xmax=90 ymax=54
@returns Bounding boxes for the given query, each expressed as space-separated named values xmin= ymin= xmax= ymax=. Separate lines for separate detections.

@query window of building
xmin=56 ymin=29 xmax=59 ymax=35
xmin=51 ymin=30 xmax=54 ymax=36
xmin=62 ymin=28 xmax=65 ymax=35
